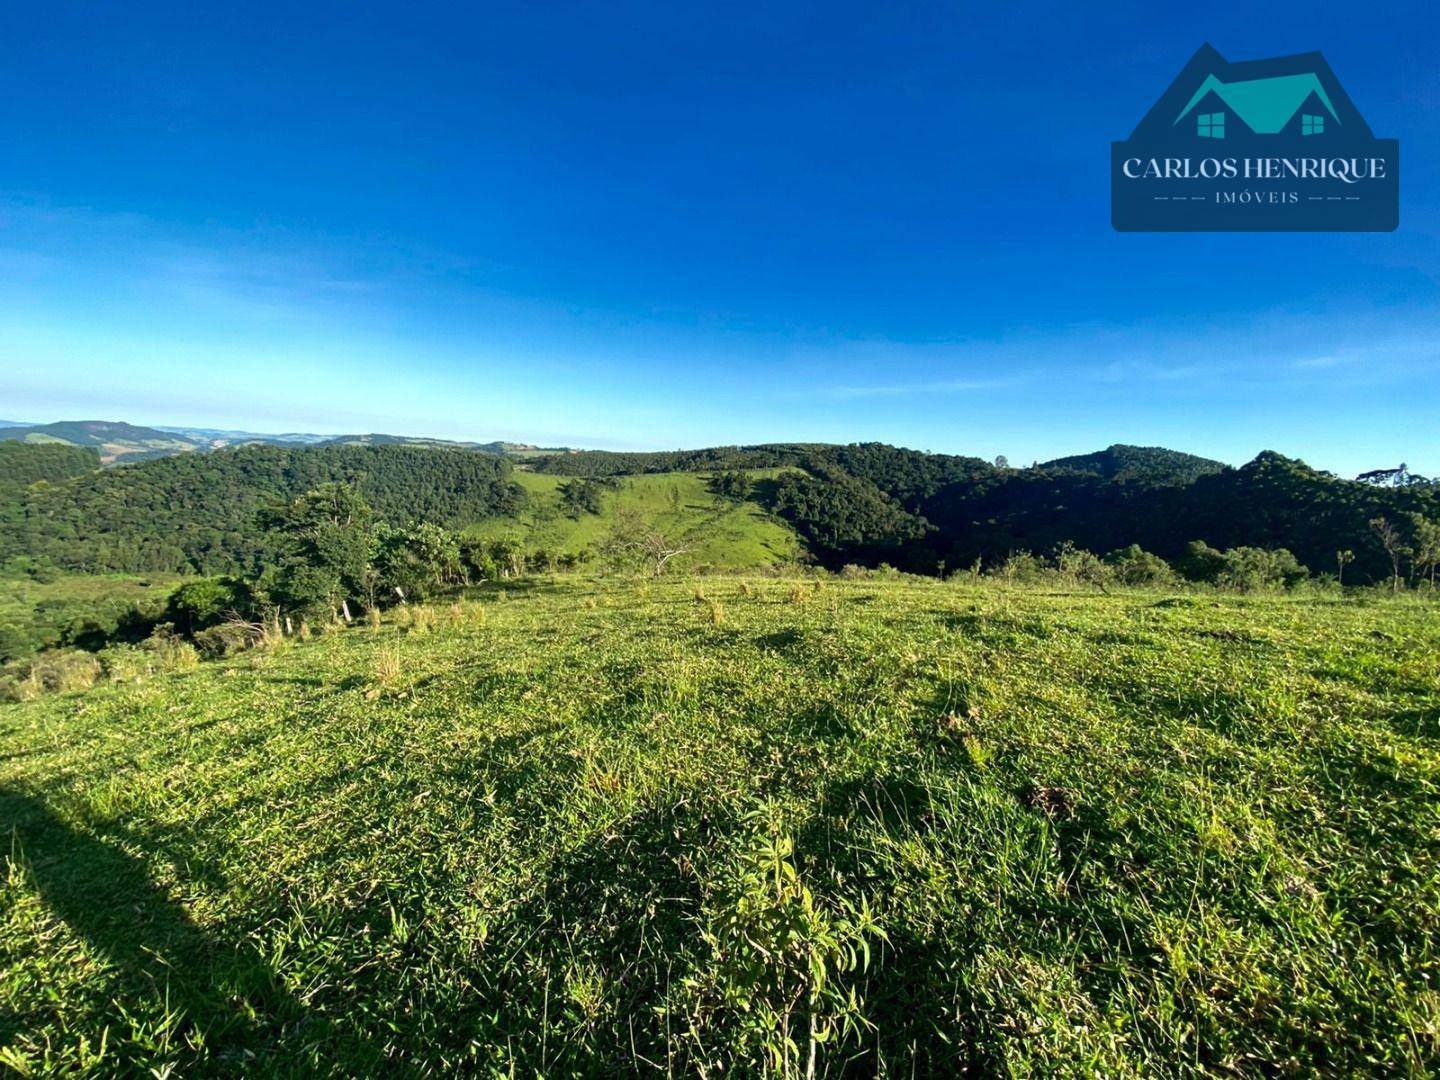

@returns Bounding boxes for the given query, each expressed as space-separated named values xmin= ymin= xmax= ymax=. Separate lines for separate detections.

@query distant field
xmin=0 ymin=572 xmax=184 ymax=663
xmin=2 ymin=577 xmax=1436 ymax=1075
xmin=466 ymin=468 xmax=802 ymax=569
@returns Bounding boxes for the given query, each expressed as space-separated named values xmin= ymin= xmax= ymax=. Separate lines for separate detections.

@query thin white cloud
xmin=1292 ymin=354 xmax=1360 ymax=370
xmin=823 ymin=377 xmax=1009 ymax=399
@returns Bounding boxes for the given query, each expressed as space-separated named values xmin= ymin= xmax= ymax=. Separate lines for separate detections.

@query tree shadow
xmin=0 ymin=785 xmax=382 ymax=1074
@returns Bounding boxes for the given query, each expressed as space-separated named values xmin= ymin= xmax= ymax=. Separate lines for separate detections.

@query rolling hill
xmin=2 ymin=434 xmax=1436 ymax=584
xmin=1038 ymin=444 xmax=1228 ymax=487
xmin=0 ymin=421 xmax=201 ymax=464
xmin=0 ymin=419 xmax=572 ymax=466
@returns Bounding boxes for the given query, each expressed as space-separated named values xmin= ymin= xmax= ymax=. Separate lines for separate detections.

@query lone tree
xmin=603 ymin=506 xmax=690 ymax=575
xmin=1335 ymin=549 xmax=1355 ymax=587
xmin=1411 ymin=514 xmax=1440 ymax=588
xmin=1368 ymin=516 xmax=1408 ymax=592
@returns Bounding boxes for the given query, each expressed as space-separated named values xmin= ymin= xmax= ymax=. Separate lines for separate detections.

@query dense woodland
xmin=0 ymin=443 xmax=523 ymax=576
xmin=0 ymin=442 xmax=101 ymax=490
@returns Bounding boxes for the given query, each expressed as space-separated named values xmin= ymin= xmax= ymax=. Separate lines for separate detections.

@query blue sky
xmin=1 ymin=1 xmax=1436 ymax=475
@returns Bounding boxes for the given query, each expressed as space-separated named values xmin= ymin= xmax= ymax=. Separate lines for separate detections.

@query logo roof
xmin=1175 ymin=72 xmax=1339 ymax=133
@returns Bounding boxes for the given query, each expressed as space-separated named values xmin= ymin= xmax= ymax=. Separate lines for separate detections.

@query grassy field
xmin=1 ymin=577 xmax=1437 ymax=1076
xmin=467 ymin=469 xmax=802 ymax=569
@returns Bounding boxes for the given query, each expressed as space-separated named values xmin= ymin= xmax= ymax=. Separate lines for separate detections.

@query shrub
xmin=30 ymin=650 xmax=102 ymax=694
xmin=689 ymin=817 xmax=886 ymax=1074
xmin=193 ymin=621 xmax=258 ymax=658
xmin=166 ymin=577 xmax=253 ymax=635
xmin=1178 ymin=540 xmax=1227 ymax=583
xmin=1216 ymin=547 xmax=1307 ymax=591
xmin=1052 ymin=542 xmax=1110 ymax=587
xmin=143 ymin=634 xmax=199 ymax=672
xmin=992 ymin=551 xmax=1047 ymax=584
xmin=0 ymin=659 xmax=43 ymax=702
xmin=99 ymin=643 xmax=155 ymax=682
xmin=1104 ymin=545 xmax=1178 ymax=587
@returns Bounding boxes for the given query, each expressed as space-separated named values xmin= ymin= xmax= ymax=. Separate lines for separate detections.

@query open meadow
xmin=2 ymin=576 xmax=1438 ymax=1076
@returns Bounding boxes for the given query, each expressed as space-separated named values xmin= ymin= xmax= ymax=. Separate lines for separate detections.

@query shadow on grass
xmin=0 ymin=785 xmax=383 ymax=1074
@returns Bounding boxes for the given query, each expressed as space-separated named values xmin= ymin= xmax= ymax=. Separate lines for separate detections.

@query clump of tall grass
xmin=0 ymin=650 xmax=103 ymax=700
xmin=788 ymin=583 xmax=808 ymax=604
xmin=145 ymin=635 xmax=199 ymax=673
xmin=373 ymin=645 xmax=403 ymax=687
xmin=99 ymin=644 xmax=154 ymax=683
xmin=706 ymin=600 xmax=725 ymax=625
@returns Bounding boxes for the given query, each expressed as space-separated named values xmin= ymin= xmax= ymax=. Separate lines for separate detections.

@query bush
xmin=1104 ymin=545 xmax=1177 ymax=587
xmin=992 ymin=551 xmax=1047 ymax=584
xmin=1178 ymin=540 xmax=1227 ymax=583
xmin=0 ymin=659 xmax=42 ymax=702
xmin=1216 ymin=547 xmax=1308 ymax=592
xmin=143 ymin=634 xmax=200 ymax=672
xmin=28 ymin=650 xmax=102 ymax=694
xmin=100 ymin=643 xmax=156 ymax=682
xmin=166 ymin=577 xmax=253 ymax=635
xmin=193 ymin=621 xmax=257 ymax=658
xmin=1052 ymin=542 xmax=1110 ymax=587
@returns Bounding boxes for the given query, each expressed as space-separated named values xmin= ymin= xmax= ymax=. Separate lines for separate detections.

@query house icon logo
xmin=1112 ymin=45 xmax=1398 ymax=231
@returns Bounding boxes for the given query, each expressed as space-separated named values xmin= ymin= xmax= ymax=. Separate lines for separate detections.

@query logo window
xmin=1197 ymin=112 xmax=1225 ymax=138
xmin=1301 ymin=113 xmax=1325 ymax=135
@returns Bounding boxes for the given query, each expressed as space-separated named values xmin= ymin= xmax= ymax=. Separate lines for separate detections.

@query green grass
xmin=467 ymin=469 xmax=802 ymax=569
xmin=2 ymin=577 xmax=1438 ymax=1075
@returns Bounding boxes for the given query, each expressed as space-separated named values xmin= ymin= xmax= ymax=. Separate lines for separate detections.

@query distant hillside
xmin=2 ymin=419 xmax=572 ymax=464
xmin=0 ymin=442 xmax=101 ymax=490
xmin=154 ymin=425 xmax=332 ymax=447
xmin=317 ymin=433 xmax=569 ymax=456
xmin=0 ymin=421 xmax=201 ymax=463
xmin=1040 ymin=444 xmax=1227 ymax=487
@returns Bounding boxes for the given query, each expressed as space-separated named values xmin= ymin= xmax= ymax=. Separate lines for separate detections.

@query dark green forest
xmin=0 ymin=442 xmax=101 ymax=490
xmin=1 ymin=443 xmax=523 ymax=575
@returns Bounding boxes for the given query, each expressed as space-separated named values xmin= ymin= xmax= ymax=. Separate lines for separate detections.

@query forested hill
xmin=1038 ymin=444 xmax=1227 ymax=487
xmin=920 ymin=451 xmax=1438 ymax=582
xmin=1 ymin=443 xmax=523 ymax=575
xmin=535 ymin=442 xmax=1437 ymax=584
xmin=2 ymin=438 xmax=1434 ymax=584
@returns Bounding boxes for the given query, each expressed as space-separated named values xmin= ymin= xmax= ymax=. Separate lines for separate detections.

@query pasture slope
xmin=1 ymin=576 xmax=1437 ymax=1076
xmin=466 ymin=468 xmax=802 ymax=569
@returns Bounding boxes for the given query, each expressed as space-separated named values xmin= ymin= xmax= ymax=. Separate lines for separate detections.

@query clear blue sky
xmin=1 ymin=2 xmax=1436 ymax=475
